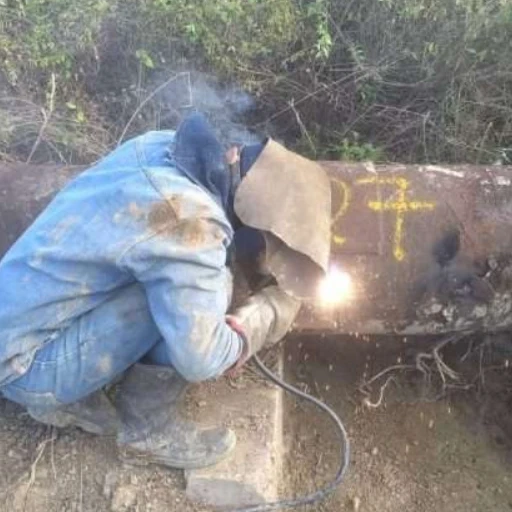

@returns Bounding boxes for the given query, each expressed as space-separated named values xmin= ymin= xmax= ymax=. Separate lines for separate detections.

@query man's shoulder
xmin=134 ymin=130 xmax=176 ymax=168
xmin=147 ymin=171 xmax=231 ymax=229
xmin=87 ymin=130 xmax=176 ymax=174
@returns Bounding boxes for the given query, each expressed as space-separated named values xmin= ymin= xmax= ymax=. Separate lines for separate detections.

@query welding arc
xmin=230 ymin=354 xmax=351 ymax=512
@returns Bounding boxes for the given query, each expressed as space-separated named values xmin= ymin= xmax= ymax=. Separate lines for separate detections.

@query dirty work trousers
xmin=1 ymin=284 xmax=172 ymax=413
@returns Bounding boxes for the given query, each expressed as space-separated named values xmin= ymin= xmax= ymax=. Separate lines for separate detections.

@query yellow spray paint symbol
xmin=331 ymin=179 xmax=351 ymax=247
xmin=357 ymin=176 xmax=435 ymax=261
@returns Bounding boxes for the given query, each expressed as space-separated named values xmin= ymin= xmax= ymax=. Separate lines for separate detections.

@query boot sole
xmin=29 ymin=410 xmax=117 ymax=436
xmin=118 ymin=434 xmax=237 ymax=470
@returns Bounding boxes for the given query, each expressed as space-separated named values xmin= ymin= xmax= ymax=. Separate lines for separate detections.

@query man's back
xmin=0 ymin=131 xmax=233 ymax=385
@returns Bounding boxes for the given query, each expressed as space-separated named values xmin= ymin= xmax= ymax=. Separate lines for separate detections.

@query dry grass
xmin=1 ymin=0 xmax=511 ymax=164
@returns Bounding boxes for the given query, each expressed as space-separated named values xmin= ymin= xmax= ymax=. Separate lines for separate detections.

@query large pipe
xmin=304 ymin=163 xmax=512 ymax=335
xmin=2 ymin=162 xmax=512 ymax=335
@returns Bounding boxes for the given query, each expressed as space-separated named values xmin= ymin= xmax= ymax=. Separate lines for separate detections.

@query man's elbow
xmin=171 ymin=336 xmax=242 ymax=383
xmin=170 ymin=316 xmax=242 ymax=382
xmin=171 ymin=356 xmax=223 ymax=383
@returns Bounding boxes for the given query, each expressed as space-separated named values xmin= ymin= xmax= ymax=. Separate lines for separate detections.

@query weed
xmin=0 ymin=0 xmax=511 ymax=164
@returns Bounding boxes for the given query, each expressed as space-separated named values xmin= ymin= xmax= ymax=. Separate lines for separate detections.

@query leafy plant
xmin=329 ymin=139 xmax=384 ymax=162
xmin=0 ymin=0 xmax=511 ymax=164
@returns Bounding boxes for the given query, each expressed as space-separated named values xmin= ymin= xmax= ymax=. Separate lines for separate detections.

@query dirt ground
xmin=1 ymin=334 xmax=511 ymax=512
xmin=0 ymin=396 xmax=209 ymax=512
xmin=283 ymin=334 xmax=512 ymax=512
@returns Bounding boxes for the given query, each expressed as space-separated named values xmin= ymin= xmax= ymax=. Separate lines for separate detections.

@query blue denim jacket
xmin=0 ymin=131 xmax=244 ymax=386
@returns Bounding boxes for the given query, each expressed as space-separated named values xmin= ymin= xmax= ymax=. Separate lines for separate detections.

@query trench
xmin=280 ymin=334 xmax=512 ymax=512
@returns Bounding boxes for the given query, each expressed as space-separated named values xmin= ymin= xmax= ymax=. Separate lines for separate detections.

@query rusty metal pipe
xmin=302 ymin=163 xmax=512 ymax=335
xmin=2 ymin=163 xmax=512 ymax=335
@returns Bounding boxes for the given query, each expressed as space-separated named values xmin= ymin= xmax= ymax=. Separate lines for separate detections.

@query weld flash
xmin=317 ymin=266 xmax=354 ymax=307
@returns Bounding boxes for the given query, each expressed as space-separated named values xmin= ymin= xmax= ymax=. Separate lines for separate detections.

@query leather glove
xmin=226 ymin=286 xmax=301 ymax=372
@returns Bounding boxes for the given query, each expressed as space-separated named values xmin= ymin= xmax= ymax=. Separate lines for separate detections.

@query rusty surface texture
xmin=300 ymin=163 xmax=512 ymax=335
xmin=2 ymin=162 xmax=512 ymax=335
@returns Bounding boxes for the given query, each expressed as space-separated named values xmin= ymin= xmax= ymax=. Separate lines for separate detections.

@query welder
xmin=0 ymin=112 xmax=331 ymax=470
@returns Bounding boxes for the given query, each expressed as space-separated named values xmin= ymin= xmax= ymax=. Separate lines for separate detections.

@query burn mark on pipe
xmin=432 ymin=227 xmax=460 ymax=267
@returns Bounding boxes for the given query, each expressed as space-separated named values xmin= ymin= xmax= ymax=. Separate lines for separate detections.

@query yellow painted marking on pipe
xmin=331 ymin=179 xmax=351 ymax=246
xmin=332 ymin=233 xmax=347 ymax=246
xmin=357 ymin=176 xmax=435 ymax=261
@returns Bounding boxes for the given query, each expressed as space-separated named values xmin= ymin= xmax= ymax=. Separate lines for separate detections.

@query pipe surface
xmin=2 ymin=162 xmax=512 ymax=335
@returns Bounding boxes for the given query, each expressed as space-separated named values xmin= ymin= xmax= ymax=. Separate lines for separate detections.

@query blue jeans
xmin=1 ymin=283 xmax=171 ymax=412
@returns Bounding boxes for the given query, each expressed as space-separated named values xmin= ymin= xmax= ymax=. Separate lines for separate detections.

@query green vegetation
xmin=0 ymin=0 xmax=511 ymax=164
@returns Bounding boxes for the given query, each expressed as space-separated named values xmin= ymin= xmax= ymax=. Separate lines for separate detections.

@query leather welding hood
xmin=235 ymin=139 xmax=332 ymax=299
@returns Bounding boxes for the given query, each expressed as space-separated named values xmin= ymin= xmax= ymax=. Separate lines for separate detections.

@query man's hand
xmin=225 ymin=286 xmax=301 ymax=375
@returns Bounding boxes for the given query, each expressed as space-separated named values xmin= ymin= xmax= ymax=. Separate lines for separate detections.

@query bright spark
xmin=318 ymin=267 xmax=354 ymax=307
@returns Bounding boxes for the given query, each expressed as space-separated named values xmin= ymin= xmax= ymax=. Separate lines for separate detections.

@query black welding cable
xmin=229 ymin=354 xmax=351 ymax=512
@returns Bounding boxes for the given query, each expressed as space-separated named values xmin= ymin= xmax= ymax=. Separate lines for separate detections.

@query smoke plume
xmin=158 ymin=72 xmax=262 ymax=147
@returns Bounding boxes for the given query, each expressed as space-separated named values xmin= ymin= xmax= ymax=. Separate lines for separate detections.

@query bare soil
xmin=0 ymin=396 xmax=207 ymax=512
xmin=1 ymin=334 xmax=511 ymax=512
xmin=282 ymin=335 xmax=512 ymax=512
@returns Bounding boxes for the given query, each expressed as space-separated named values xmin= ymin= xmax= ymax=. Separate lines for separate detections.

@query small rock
xmin=103 ymin=471 xmax=118 ymax=498
xmin=111 ymin=484 xmax=137 ymax=511
xmin=351 ymin=496 xmax=361 ymax=511
xmin=473 ymin=305 xmax=487 ymax=318
xmin=371 ymin=447 xmax=379 ymax=456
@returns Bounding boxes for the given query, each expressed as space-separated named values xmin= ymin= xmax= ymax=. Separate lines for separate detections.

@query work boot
xmin=116 ymin=363 xmax=236 ymax=470
xmin=28 ymin=389 xmax=119 ymax=436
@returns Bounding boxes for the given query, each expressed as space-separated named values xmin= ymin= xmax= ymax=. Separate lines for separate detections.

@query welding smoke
xmin=155 ymin=71 xmax=262 ymax=147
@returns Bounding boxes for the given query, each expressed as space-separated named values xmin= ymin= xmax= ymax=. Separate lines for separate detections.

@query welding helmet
xmin=234 ymin=139 xmax=332 ymax=299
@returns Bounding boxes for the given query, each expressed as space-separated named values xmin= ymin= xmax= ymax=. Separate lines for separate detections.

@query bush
xmin=0 ymin=0 xmax=511 ymax=164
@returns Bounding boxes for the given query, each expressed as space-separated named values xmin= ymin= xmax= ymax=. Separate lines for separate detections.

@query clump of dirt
xmin=282 ymin=335 xmax=512 ymax=512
